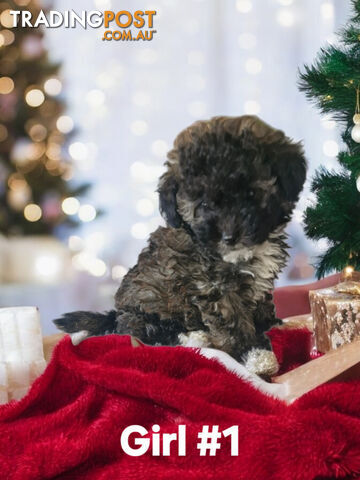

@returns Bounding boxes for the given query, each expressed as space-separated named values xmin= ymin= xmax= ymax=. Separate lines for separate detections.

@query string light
xmin=57 ymin=115 xmax=74 ymax=133
xmin=344 ymin=266 xmax=354 ymax=278
xmin=0 ymin=77 xmax=14 ymax=94
xmin=61 ymin=197 xmax=80 ymax=215
xmin=24 ymin=204 xmax=42 ymax=222
xmin=25 ymin=88 xmax=45 ymax=107
xmin=44 ymin=78 xmax=62 ymax=96
xmin=78 ymin=204 xmax=96 ymax=222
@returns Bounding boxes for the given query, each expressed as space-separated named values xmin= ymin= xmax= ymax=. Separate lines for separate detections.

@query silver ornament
xmin=351 ymin=124 xmax=360 ymax=143
xmin=356 ymin=175 xmax=360 ymax=192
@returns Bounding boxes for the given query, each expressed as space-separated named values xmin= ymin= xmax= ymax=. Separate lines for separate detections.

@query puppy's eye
xmin=194 ymin=201 xmax=209 ymax=217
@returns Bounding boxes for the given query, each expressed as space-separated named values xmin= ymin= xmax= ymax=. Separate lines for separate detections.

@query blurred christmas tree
xmin=300 ymin=0 xmax=360 ymax=278
xmin=0 ymin=0 xmax=91 ymax=236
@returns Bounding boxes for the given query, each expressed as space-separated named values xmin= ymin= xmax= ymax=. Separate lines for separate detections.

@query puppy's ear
xmin=274 ymin=142 xmax=307 ymax=206
xmin=157 ymin=173 xmax=182 ymax=228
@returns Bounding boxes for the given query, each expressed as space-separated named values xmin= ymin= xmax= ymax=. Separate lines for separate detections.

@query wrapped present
xmin=310 ymin=277 xmax=360 ymax=353
xmin=0 ymin=307 xmax=46 ymax=404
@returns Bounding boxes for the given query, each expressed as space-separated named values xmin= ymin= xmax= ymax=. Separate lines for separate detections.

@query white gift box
xmin=0 ymin=307 xmax=46 ymax=404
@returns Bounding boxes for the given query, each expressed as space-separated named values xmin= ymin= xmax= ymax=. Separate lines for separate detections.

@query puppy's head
xmin=158 ymin=115 xmax=306 ymax=262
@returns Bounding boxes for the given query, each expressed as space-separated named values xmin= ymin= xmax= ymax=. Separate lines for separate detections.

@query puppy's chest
xmin=191 ymin=243 xmax=284 ymax=301
xmin=187 ymin=256 xmax=250 ymax=300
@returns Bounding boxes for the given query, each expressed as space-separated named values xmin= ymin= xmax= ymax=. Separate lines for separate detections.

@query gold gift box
xmin=310 ymin=279 xmax=360 ymax=353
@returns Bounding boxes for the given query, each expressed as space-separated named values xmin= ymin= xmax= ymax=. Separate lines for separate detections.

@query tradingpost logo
xmin=9 ymin=10 xmax=157 ymax=42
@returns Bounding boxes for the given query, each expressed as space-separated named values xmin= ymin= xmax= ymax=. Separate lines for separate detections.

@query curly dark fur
xmin=54 ymin=115 xmax=306 ymax=360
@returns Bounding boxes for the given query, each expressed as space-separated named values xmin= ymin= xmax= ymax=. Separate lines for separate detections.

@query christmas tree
xmin=0 ymin=0 xmax=90 ymax=236
xmin=300 ymin=0 xmax=360 ymax=278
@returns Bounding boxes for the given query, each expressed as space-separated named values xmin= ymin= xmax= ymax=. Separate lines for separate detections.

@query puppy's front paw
xmin=244 ymin=348 xmax=279 ymax=377
xmin=70 ymin=330 xmax=90 ymax=346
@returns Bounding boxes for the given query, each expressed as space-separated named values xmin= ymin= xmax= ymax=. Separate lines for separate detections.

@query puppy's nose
xmin=223 ymin=234 xmax=236 ymax=246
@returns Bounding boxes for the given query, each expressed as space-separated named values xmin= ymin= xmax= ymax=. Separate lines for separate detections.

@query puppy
xmin=55 ymin=115 xmax=306 ymax=375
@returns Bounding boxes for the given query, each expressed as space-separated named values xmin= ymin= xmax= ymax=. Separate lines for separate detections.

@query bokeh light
xmin=61 ymin=197 xmax=80 ymax=215
xmin=44 ymin=78 xmax=62 ymax=96
xmin=0 ymin=76 xmax=14 ymax=94
xmin=24 ymin=203 xmax=42 ymax=222
xmin=276 ymin=8 xmax=295 ymax=27
xmin=78 ymin=204 xmax=96 ymax=222
xmin=25 ymin=88 xmax=45 ymax=107
xmin=57 ymin=115 xmax=74 ymax=133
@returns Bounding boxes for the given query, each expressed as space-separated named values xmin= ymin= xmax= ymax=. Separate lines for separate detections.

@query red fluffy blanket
xmin=1 ymin=331 xmax=360 ymax=480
